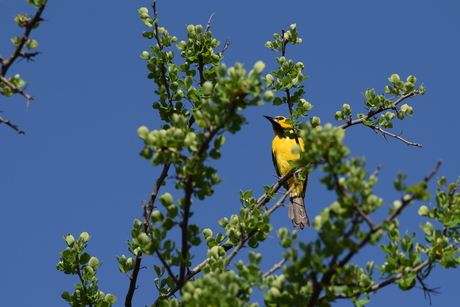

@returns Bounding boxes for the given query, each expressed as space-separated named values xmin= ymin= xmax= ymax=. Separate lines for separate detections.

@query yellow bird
xmin=264 ymin=115 xmax=310 ymax=229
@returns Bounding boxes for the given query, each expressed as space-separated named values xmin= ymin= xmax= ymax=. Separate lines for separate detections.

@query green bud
xmin=202 ymin=82 xmax=213 ymax=96
xmin=146 ymin=131 xmax=157 ymax=145
xmin=207 ymin=246 xmax=219 ymax=259
xmin=186 ymin=24 xmax=194 ymax=33
xmin=265 ymin=74 xmax=274 ymax=87
xmin=216 ymin=64 xmax=226 ymax=77
xmin=137 ymin=126 xmax=149 ymax=139
xmin=334 ymin=111 xmax=345 ymax=121
xmin=310 ymin=116 xmax=321 ymax=128
xmin=202 ymin=228 xmax=213 ymax=238
xmin=300 ymin=99 xmax=313 ymax=111
xmin=79 ymin=232 xmax=90 ymax=243
xmin=151 ymin=210 xmax=164 ymax=223
xmin=138 ymin=7 xmax=149 ymax=14
xmin=406 ymin=75 xmax=417 ymax=83
xmin=65 ymin=235 xmax=75 ymax=246
xmin=388 ymin=74 xmax=400 ymax=84
xmin=83 ymin=266 xmax=94 ymax=275
xmin=159 ymin=193 xmax=173 ymax=206
xmin=253 ymin=61 xmax=265 ymax=74
xmin=267 ymin=287 xmax=281 ymax=300
xmin=211 ymin=53 xmax=220 ymax=63
xmin=418 ymin=205 xmax=429 ymax=216
xmin=140 ymin=51 xmax=150 ymax=60
xmin=404 ymin=82 xmax=414 ymax=92
xmin=167 ymin=204 xmax=178 ymax=218
xmin=137 ymin=233 xmax=150 ymax=246
xmin=394 ymin=81 xmax=404 ymax=89
xmin=89 ymin=257 xmax=99 ymax=268
xmin=342 ymin=104 xmax=352 ymax=116
xmin=264 ymin=90 xmax=275 ymax=102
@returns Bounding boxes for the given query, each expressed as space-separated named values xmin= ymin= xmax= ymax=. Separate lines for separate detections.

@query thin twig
xmin=205 ymin=12 xmax=216 ymax=32
xmin=0 ymin=116 xmax=26 ymax=134
xmin=219 ymin=40 xmax=232 ymax=54
xmin=0 ymin=74 xmax=33 ymax=103
xmin=371 ymin=164 xmax=384 ymax=177
xmin=263 ymin=258 xmax=288 ymax=278
xmin=371 ymin=126 xmax=422 ymax=147
xmin=155 ymin=249 xmax=178 ymax=284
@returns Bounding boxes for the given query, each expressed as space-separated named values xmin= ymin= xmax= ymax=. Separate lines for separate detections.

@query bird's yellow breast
xmin=272 ymin=135 xmax=305 ymax=197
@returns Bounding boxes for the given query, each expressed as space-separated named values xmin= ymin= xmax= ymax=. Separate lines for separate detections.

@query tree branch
xmin=339 ymin=90 xmax=420 ymax=130
xmin=153 ymin=170 xmax=296 ymax=305
xmin=151 ymin=1 xmax=173 ymax=108
xmin=0 ymin=116 xmax=26 ymax=134
xmin=1 ymin=2 xmax=47 ymax=76
xmin=370 ymin=125 xmax=422 ymax=147
xmin=0 ymin=74 xmax=34 ymax=103
xmin=330 ymin=259 xmax=432 ymax=300
xmin=125 ymin=162 xmax=171 ymax=307
xmin=1 ymin=2 xmax=47 ymax=134
xmin=310 ymin=160 xmax=442 ymax=306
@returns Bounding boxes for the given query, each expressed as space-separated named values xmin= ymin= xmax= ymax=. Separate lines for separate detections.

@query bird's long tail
xmin=289 ymin=197 xmax=310 ymax=229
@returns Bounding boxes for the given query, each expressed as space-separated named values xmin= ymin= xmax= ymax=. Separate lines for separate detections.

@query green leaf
xmin=10 ymin=36 xmax=21 ymax=46
xmin=26 ymin=39 xmax=38 ymax=49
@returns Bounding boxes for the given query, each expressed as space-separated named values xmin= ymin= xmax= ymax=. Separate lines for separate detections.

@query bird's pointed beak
xmin=263 ymin=115 xmax=276 ymax=124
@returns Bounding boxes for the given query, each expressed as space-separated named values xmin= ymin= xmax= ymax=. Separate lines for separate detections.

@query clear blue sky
xmin=1 ymin=0 xmax=459 ymax=306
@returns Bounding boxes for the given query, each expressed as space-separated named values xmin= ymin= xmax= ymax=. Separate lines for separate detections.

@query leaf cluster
xmin=57 ymin=233 xmax=116 ymax=307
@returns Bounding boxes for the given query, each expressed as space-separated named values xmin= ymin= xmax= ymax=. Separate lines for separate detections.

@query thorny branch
xmin=339 ymin=90 xmax=420 ymax=130
xmin=371 ymin=125 xmax=422 ymax=147
xmin=339 ymin=90 xmax=422 ymax=147
xmin=1 ymin=1 xmax=47 ymax=134
xmin=311 ymin=161 xmax=443 ymax=306
xmin=0 ymin=116 xmax=26 ymax=134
